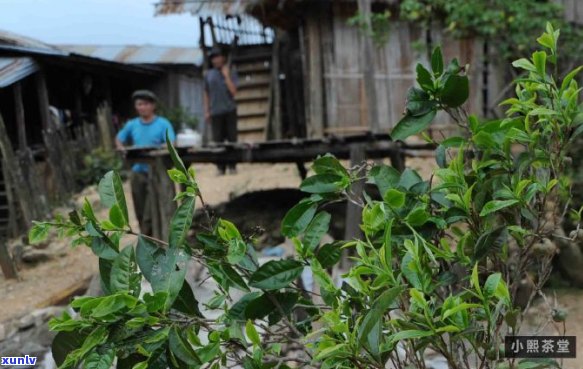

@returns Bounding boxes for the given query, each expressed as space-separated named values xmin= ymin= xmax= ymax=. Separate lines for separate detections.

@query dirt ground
xmin=0 ymin=162 xmax=304 ymax=323
xmin=0 ymin=158 xmax=425 ymax=323
xmin=1 ymin=158 xmax=583 ymax=368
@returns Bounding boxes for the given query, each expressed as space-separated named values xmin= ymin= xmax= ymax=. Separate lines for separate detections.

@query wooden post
xmin=96 ymin=102 xmax=114 ymax=150
xmin=148 ymin=157 xmax=177 ymax=240
xmin=2 ymin=156 xmax=18 ymax=238
xmin=0 ymin=240 xmax=17 ymax=279
xmin=269 ymin=29 xmax=282 ymax=140
xmin=305 ymin=8 xmax=325 ymax=138
xmin=207 ymin=17 xmax=218 ymax=47
xmin=342 ymin=144 xmax=366 ymax=269
xmin=13 ymin=82 xmax=26 ymax=150
xmin=357 ymin=0 xmax=380 ymax=133
xmin=36 ymin=71 xmax=51 ymax=130
xmin=0 ymin=113 xmax=35 ymax=226
xmin=389 ymin=143 xmax=406 ymax=172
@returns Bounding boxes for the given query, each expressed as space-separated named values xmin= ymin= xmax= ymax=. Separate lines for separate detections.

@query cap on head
xmin=132 ymin=90 xmax=158 ymax=103
xmin=208 ymin=47 xmax=225 ymax=60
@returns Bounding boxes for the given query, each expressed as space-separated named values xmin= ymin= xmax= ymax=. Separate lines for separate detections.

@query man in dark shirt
xmin=204 ymin=47 xmax=239 ymax=175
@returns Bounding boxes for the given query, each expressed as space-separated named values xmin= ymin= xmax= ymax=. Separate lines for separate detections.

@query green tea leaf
xmin=312 ymin=155 xmax=348 ymax=177
xmin=480 ymin=199 xmax=519 ymax=216
xmin=300 ymin=174 xmax=348 ymax=194
xmin=245 ymin=320 xmax=261 ymax=346
xmin=561 ymin=66 xmax=583 ymax=93
xmin=169 ymin=326 xmax=201 ymax=366
xmin=316 ymin=242 xmax=342 ymax=268
xmin=442 ymin=303 xmax=482 ymax=319
xmin=91 ymin=238 xmax=118 ymax=260
xmin=416 ymin=63 xmax=433 ymax=90
xmin=406 ymin=87 xmax=435 ymax=116
xmin=249 ymin=260 xmax=304 ymax=290
xmin=369 ymin=165 xmax=400 ymax=195
xmin=84 ymin=348 xmax=115 ymax=369
xmin=431 ymin=47 xmax=444 ymax=75
xmin=82 ymin=198 xmax=98 ymax=223
xmin=51 ymin=330 xmax=89 ymax=367
xmin=398 ymin=168 xmax=423 ymax=190
xmin=406 ymin=207 xmax=429 ymax=226
xmin=302 ymin=211 xmax=331 ymax=252
xmin=167 ymin=168 xmax=188 ymax=184
xmin=532 ymin=51 xmax=547 ymax=76
xmin=110 ymin=245 xmax=140 ymax=296
xmin=172 ymin=281 xmax=203 ymax=317
xmin=473 ymin=226 xmax=508 ymax=262
xmin=440 ymin=74 xmax=469 ymax=108
xmin=228 ymin=292 xmax=262 ymax=320
xmin=315 ymin=343 xmax=349 ymax=360
xmin=358 ymin=287 xmax=403 ymax=345
xmin=281 ymin=200 xmax=318 ymax=237
xmin=483 ymin=272 xmax=502 ymax=298
xmin=98 ymin=171 xmax=129 ymax=225
xmin=136 ymin=236 xmax=189 ymax=310
xmin=169 ymin=196 xmax=196 ymax=247
xmin=388 ymin=329 xmax=433 ymax=344
xmin=29 ymin=222 xmax=50 ymax=244
xmin=391 ymin=109 xmax=437 ymax=141
xmin=383 ymin=189 xmax=405 ymax=208
xmin=108 ymin=204 xmax=126 ymax=228
xmin=512 ymin=58 xmax=537 ymax=72
xmin=220 ymin=263 xmax=250 ymax=292
xmin=166 ymin=130 xmax=188 ymax=176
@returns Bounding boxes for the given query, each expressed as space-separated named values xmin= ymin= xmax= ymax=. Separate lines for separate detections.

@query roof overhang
xmin=0 ymin=57 xmax=39 ymax=88
xmin=0 ymin=44 xmax=163 ymax=77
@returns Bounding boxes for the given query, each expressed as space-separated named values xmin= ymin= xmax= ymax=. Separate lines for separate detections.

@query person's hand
xmin=221 ymin=65 xmax=230 ymax=78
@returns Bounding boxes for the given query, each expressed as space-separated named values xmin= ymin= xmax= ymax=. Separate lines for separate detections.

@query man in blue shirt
xmin=116 ymin=90 xmax=176 ymax=235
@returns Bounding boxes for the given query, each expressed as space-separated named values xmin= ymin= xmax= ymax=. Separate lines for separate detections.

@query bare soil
xmin=0 ymin=162 xmax=303 ymax=323
xmin=1 ymin=158 xmax=582 ymax=369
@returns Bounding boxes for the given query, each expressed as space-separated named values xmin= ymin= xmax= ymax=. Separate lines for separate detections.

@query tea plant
xmin=30 ymin=25 xmax=580 ymax=369
xmin=77 ymin=147 xmax=124 ymax=186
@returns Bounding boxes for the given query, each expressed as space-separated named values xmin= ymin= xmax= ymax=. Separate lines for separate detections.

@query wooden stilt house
xmin=155 ymin=0 xmax=505 ymax=142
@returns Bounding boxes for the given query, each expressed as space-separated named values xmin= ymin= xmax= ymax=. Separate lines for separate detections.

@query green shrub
xmin=158 ymin=105 xmax=199 ymax=133
xmin=77 ymin=147 xmax=123 ymax=186
xmin=30 ymin=25 xmax=580 ymax=369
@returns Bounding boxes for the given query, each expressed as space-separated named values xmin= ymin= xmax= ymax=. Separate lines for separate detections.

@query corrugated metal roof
xmin=0 ymin=57 xmax=39 ymax=88
xmin=60 ymin=45 xmax=203 ymax=66
xmin=0 ymin=29 xmax=65 ymax=54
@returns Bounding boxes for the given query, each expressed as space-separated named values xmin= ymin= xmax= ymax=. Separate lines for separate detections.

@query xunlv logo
xmin=1 ymin=356 xmax=37 ymax=366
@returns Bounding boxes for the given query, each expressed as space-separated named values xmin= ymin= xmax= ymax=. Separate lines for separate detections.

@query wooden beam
xmin=357 ymin=0 xmax=380 ymax=133
xmin=13 ymin=82 xmax=26 ymax=150
xmin=35 ymin=71 xmax=51 ymax=130
xmin=35 ymin=275 xmax=92 ymax=307
xmin=305 ymin=8 xmax=325 ymax=138
xmin=124 ymin=135 xmax=434 ymax=165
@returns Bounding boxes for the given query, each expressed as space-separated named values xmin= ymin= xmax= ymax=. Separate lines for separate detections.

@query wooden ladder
xmin=233 ymin=45 xmax=273 ymax=143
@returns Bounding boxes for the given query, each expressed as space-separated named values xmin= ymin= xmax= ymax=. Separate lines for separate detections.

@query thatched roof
xmin=155 ymin=0 xmax=397 ymax=29
xmin=155 ymin=0 xmax=257 ymax=16
xmin=155 ymin=0 xmax=395 ymax=15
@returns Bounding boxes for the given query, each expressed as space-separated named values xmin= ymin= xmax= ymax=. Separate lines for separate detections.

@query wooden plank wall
xmin=557 ymin=0 xmax=583 ymax=24
xmin=317 ymin=2 xmax=494 ymax=136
